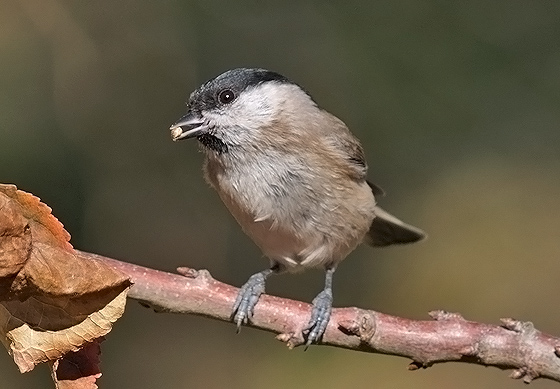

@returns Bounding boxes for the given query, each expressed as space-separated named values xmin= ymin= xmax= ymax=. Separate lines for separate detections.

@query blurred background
xmin=1 ymin=0 xmax=560 ymax=387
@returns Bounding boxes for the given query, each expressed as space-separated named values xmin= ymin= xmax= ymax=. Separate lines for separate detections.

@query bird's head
xmin=169 ymin=68 xmax=317 ymax=154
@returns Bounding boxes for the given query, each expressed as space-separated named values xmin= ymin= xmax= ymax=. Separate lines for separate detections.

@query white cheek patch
xmin=224 ymin=83 xmax=304 ymax=129
xmin=201 ymin=83 xmax=308 ymax=146
xmin=229 ymin=85 xmax=276 ymax=127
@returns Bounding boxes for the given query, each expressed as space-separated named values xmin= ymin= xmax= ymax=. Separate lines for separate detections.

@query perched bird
xmin=170 ymin=68 xmax=425 ymax=346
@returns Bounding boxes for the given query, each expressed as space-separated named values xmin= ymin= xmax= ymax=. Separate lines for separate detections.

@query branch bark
xmin=78 ymin=250 xmax=560 ymax=384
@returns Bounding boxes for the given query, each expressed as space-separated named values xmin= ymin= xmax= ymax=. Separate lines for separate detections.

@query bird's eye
xmin=218 ymin=89 xmax=236 ymax=104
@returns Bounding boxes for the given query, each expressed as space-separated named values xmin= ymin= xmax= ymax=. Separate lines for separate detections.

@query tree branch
xmin=78 ymin=250 xmax=560 ymax=384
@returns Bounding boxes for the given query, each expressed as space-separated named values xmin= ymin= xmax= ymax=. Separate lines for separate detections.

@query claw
xmin=303 ymin=288 xmax=333 ymax=349
xmin=231 ymin=269 xmax=274 ymax=330
xmin=302 ymin=267 xmax=335 ymax=349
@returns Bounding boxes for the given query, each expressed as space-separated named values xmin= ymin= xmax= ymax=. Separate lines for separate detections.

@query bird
xmin=169 ymin=68 xmax=425 ymax=347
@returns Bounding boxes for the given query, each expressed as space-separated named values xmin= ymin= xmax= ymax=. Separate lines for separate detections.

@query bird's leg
xmin=303 ymin=267 xmax=335 ymax=348
xmin=232 ymin=265 xmax=279 ymax=330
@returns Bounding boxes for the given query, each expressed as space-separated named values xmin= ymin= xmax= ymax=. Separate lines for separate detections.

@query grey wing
xmin=325 ymin=117 xmax=385 ymax=195
xmin=324 ymin=115 xmax=425 ymax=246
xmin=326 ymin=118 xmax=369 ymax=181
xmin=365 ymin=206 xmax=426 ymax=247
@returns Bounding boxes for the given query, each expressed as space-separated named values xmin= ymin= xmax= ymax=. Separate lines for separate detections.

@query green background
xmin=1 ymin=1 xmax=560 ymax=388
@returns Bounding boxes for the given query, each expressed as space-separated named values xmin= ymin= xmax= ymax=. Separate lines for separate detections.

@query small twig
xmin=78 ymin=250 xmax=560 ymax=384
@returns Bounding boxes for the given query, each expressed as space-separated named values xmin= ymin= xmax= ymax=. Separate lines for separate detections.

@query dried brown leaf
xmin=0 ymin=289 xmax=127 ymax=373
xmin=0 ymin=184 xmax=132 ymax=372
xmin=50 ymin=340 xmax=103 ymax=389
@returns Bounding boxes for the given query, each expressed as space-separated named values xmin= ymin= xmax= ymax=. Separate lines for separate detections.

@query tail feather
xmin=365 ymin=206 xmax=426 ymax=247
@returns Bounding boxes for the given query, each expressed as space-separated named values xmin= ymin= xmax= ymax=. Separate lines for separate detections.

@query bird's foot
xmin=232 ymin=271 xmax=268 ymax=331
xmin=302 ymin=287 xmax=333 ymax=349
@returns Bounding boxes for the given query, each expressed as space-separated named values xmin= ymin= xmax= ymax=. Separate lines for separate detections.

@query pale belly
xmin=215 ymin=180 xmax=374 ymax=272
xmin=203 ymin=155 xmax=376 ymax=271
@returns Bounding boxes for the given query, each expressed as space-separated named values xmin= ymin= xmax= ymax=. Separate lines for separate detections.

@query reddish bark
xmin=85 ymin=251 xmax=560 ymax=384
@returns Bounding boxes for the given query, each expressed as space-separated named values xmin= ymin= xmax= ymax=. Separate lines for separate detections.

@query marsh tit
xmin=170 ymin=68 xmax=425 ymax=346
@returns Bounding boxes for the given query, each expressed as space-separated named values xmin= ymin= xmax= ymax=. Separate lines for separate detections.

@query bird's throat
xmin=197 ymin=134 xmax=228 ymax=154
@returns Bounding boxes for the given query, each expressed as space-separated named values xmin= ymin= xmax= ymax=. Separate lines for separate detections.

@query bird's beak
xmin=169 ymin=112 xmax=208 ymax=141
